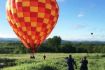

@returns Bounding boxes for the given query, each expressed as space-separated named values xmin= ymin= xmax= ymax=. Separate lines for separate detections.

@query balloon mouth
xmin=29 ymin=44 xmax=39 ymax=53
xmin=29 ymin=45 xmax=39 ymax=59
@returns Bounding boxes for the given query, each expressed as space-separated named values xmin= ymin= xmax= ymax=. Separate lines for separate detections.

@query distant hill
xmin=62 ymin=40 xmax=105 ymax=44
xmin=0 ymin=38 xmax=20 ymax=43
xmin=0 ymin=38 xmax=105 ymax=44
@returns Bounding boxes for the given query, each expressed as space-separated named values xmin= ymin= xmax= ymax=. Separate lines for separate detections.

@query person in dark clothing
xmin=66 ymin=55 xmax=77 ymax=70
xmin=80 ymin=56 xmax=88 ymax=70
xmin=43 ymin=54 xmax=46 ymax=60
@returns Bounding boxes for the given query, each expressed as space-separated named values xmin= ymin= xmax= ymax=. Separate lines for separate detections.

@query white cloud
xmin=73 ymin=24 xmax=86 ymax=29
xmin=77 ymin=12 xmax=84 ymax=18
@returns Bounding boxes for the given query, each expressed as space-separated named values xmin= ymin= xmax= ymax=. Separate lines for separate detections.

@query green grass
xmin=0 ymin=53 xmax=105 ymax=70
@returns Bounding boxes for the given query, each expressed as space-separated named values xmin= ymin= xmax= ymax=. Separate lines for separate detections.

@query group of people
xmin=31 ymin=54 xmax=88 ymax=70
xmin=66 ymin=55 xmax=88 ymax=70
xmin=43 ymin=54 xmax=88 ymax=70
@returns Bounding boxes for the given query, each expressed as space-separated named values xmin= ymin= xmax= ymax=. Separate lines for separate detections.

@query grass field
xmin=0 ymin=53 xmax=105 ymax=70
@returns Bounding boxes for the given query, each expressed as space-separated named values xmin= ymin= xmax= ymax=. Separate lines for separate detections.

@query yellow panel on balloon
xmin=43 ymin=18 xmax=49 ymax=24
xmin=16 ymin=23 xmax=21 ymax=27
xmin=47 ymin=25 xmax=51 ymax=29
xmin=31 ymin=22 xmax=37 ymax=27
xmin=36 ymin=27 xmax=41 ymax=32
xmin=51 ymin=10 xmax=55 ymax=16
xmin=47 ymin=29 xmax=52 ymax=34
xmin=22 ymin=1 xmax=30 ymax=7
xmin=39 ymin=0 xmax=46 ymax=3
xmin=30 ymin=6 xmax=38 ymax=12
xmin=24 ymin=17 xmax=30 ymax=22
xmin=46 ymin=4 xmax=52 ymax=9
xmin=22 ymin=27 xmax=27 ymax=31
xmin=34 ymin=40 xmax=37 ymax=43
xmin=32 ymin=36 xmax=35 ymax=40
xmin=11 ymin=8 xmax=16 ymax=14
xmin=38 ymin=13 xmax=45 ymax=18
xmin=17 ymin=12 xmax=23 ymax=17
xmin=40 ymin=32 xmax=44 ymax=36
xmin=15 ymin=0 xmax=22 ymax=3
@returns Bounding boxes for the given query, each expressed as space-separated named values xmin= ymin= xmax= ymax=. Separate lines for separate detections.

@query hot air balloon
xmin=91 ymin=33 xmax=93 ymax=35
xmin=6 ymin=0 xmax=59 ymax=58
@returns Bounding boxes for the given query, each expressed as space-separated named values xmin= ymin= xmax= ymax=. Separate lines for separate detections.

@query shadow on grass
xmin=38 ymin=65 xmax=58 ymax=70
xmin=101 ymin=54 xmax=105 ymax=57
xmin=0 ymin=58 xmax=16 ymax=68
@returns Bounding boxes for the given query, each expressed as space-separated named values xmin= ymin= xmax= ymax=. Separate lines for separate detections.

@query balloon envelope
xmin=6 ymin=0 xmax=59 ymax=51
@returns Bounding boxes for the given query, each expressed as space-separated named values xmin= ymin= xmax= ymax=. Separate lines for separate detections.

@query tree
xmin=61 ymin=42 xmax=76 ymax=53
xmin=46 ymin=36 xmax=61 ymax=52
xmin=38 ymin=43 xmax=57 ymax=52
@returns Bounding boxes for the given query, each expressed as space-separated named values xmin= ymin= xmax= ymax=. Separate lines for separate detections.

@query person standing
xmin=67 ymin=55 xmax=77 ymax=70
xmin=80 ymin=56 xmax=88 ymax=70
xmin=43 ymin=54 xmax=46 ymax=60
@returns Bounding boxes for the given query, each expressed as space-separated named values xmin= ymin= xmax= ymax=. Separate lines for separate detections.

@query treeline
xmin=0 ymin=36 xmax=105 ymax=54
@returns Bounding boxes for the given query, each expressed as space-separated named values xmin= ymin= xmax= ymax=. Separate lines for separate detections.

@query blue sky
xmin=0 ymin=0 xmax=105 ymax=41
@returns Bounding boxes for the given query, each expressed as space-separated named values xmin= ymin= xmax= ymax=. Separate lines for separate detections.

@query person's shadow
xmin=39 ymin=65 xmax=58 ymax=70
xmin=0 ymin=58 xmax=16 ymax=68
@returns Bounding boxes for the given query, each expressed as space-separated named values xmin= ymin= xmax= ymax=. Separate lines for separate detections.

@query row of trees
xmin=0 ymin=36 xmax=105 ymax=54
xmin=38 ymin=36 xmax=105 ymax=53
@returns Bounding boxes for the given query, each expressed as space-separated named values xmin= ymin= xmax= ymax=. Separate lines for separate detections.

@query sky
xmin=0 ymin=0 xmax=105 ymax=41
